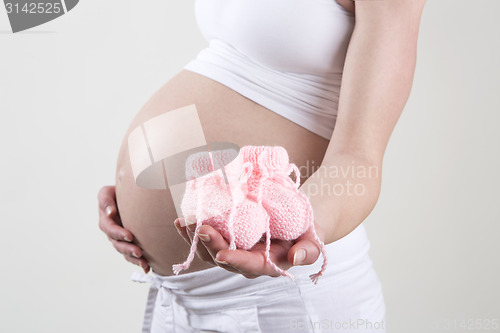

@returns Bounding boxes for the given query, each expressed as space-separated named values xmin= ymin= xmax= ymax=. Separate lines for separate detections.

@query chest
xmin=194 ymin=0 xmax=355 ymax=74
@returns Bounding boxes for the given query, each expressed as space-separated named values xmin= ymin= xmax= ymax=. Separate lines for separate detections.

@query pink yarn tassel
xmin=172 ymin=159 xmax=213 ymax=274
xmin=264 ymin=219 xmax=295 ymax=281
xmin=256 ymin=150 xmax=295 ymax=281
xmin=226 ymin=161 xmax=253 ymax=251
xmin=295 ymin=187 xmax=328 ymax=284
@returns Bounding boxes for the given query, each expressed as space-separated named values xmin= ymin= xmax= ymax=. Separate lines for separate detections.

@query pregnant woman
xmin=98 ymin=0 xmax=426 ymax=332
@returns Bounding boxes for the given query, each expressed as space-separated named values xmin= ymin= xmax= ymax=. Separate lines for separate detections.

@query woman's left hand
xmin=173 ymin=217 xmax=325 ymax=279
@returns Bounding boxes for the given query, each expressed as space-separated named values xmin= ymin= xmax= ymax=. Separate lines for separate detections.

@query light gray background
xmin=0 ymin=0 xmax=498 ymax=332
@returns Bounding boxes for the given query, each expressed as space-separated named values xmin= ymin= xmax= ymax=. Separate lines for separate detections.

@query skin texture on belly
xmin=115 ymin=70 xmax=329 ymax=276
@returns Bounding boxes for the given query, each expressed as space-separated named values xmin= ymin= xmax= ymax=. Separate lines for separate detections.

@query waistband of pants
xmin=131 ymin=222 xmax=371 ymax=294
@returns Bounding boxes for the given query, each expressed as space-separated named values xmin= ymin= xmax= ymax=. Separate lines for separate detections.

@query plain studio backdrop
xmin=0 ymin=1 xmax=498 ymax=332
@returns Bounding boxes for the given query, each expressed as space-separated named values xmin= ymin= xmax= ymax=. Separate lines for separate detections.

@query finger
xmin=97 ymin=186 xmax=133 ymax=242
xmin=195 ymin=224 xmax=235 ymax=263
xmin=192 ymin=224 xmax=231 ymax=258
xmin=215 ymin=240 xmax=292 ymax=277
xmin=100 ymin=214 xmax=134 ymax=242
xmin=184 ymin=222 xmax=218 ymax=263
xmin=97 ymin=186 xmax=118 ymax=217
xmin=174 ymin=218 xmax=192 ymax=246
xmin=110 ymin=238 xmax=144 ymax=260
xmin=181 ymin=221 xmax=241 ymax=274
xmin=288 ymin=227 xmax=322 ymax=266
xmin=124 ymin=254 xmax=150 ymax=274
xmin=216 ymin=249 xmax=282 ymax=277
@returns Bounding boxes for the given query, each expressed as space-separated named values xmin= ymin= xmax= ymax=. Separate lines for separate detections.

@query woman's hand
xmin=97 ymin=186 xmax=150 ymax=273
xmin=173 ymin=217 xmax=324 ymax=279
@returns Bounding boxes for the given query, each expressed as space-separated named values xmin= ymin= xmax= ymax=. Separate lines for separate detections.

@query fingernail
xmin=293 ymin=249 xmax=306 ymax=266
xmin=105 ymin=206 xmax=113 ymax=216
xmin=132 ymin=252 xmax=140 ymax=258
xmin=214 ymin=256 xmax=228 ymax=265
xmin=123 ymin=235 xmax=132 ymax=242
xmin=196 ymin=232 xmax=211 ymax=242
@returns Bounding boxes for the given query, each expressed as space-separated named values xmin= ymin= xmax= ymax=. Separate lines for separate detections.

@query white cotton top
xmin=184 ymin=0 xmax=355 ymax=140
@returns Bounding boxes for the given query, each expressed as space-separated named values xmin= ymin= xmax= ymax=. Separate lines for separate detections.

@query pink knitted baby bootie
xmin=240 ymin=146 xmax=328 ymax=284
xmin=174 ymin=149 xmax=269 ymax=275
xmin=180 ymin=149 xmax=236 ymax=223
xmin=241 ymin=146 xmax=309 ymax=239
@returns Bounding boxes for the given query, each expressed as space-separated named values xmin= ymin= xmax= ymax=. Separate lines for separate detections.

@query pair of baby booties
xmin=173 ymin=146 xmax=327 ymax=284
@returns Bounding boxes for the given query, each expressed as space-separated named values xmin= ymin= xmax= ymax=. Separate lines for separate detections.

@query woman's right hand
xmin=98 ymin=186 xmax=150 ymax=273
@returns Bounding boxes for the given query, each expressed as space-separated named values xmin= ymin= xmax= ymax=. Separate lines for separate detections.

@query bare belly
xmin=115 ymin=70 xmax=329 ymax=276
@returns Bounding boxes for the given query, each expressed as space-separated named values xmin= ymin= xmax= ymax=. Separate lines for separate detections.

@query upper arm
xmin=354 ymin=0 xmax=426 ymax=37
xmin=324 ymin=0 xmax=427 ymax=166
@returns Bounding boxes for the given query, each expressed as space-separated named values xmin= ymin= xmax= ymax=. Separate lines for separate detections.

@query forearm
xmin=307 ymin=0 xmax=426 ymax=244
xmin=300 ymin=153 xmax=381 ymax=244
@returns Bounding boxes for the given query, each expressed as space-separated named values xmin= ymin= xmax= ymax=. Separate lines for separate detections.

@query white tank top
xmin=184 ymin=0 xmax=355 ymax=139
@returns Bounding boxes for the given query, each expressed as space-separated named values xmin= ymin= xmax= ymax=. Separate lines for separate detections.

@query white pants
xmin=131 ymin=223 xmax=386 ymax=333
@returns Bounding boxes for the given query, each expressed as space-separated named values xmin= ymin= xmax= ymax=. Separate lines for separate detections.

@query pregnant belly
xmin=115 ymin=70 xmax=329 ymax=276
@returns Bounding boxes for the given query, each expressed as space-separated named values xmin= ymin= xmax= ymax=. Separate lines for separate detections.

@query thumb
xmin=288 ymin=233 xmax=321 ymax=266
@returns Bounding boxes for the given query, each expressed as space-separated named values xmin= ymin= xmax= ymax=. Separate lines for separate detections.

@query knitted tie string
xmin=226 ymin=161 xmax=253 ymax=250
